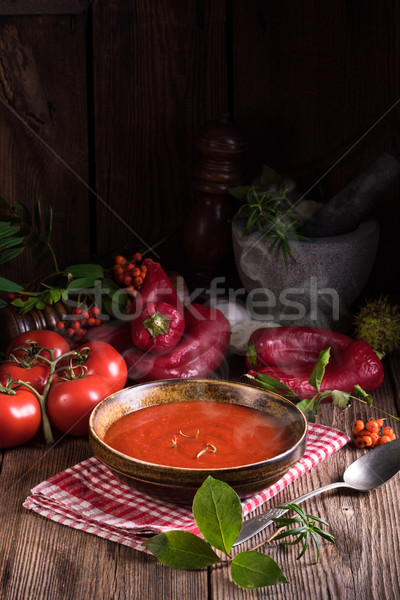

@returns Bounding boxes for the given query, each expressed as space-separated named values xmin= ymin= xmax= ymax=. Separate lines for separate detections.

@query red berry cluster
xmin=352 ymin=418 xmax=397 ymax=449
xmin=112 ymin=251 xmax=148 ymax=297
xmin=6 ymin=291 xmax=27 ymax=303
xmin=56 ymin=305 xmax=102 ymax=345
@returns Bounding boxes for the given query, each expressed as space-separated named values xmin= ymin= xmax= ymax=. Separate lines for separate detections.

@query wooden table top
xmin=1 ymin=354 xmax=400 ymax=600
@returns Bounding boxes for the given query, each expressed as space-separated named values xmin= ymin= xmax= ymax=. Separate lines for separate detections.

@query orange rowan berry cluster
xmin=352 ymin=418 xmax=397 ymax=449
xmin=112 ymin=252 xmax=148 ymax=298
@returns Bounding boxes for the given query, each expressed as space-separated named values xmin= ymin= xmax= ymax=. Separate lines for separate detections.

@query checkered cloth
xmin=23 ymin=422 xmax=349 ymax=553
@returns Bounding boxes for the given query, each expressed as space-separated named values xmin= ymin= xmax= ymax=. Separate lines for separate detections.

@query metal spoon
xmin=233 ymin=437 xmax=400 ymax=546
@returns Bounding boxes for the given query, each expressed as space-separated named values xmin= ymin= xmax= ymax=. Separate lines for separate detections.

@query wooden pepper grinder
xmin=183 ymin=115 xmax=248 ymax=288
xmin=0 ymin=301 xmax=70 ymax=352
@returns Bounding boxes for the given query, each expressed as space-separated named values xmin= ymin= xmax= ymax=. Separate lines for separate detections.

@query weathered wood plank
xmin=0 ymin=13 xmax=90 ymax=288
xmin=210 ymin=361 xmax=400 ymax=598
xmin=0 ymin=437 xmax=209 ymax=600
xmin=0 ymin=1 xmax=91 ymax=15
xmin=232 ymin=0 xmax=400 ymax=296
xmin=91 ymin=0 xmax=228 ymax=266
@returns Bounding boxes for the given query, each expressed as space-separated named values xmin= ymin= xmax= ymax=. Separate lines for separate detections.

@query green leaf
xmin=192 ymin=475 xmax=242 ymax=555
xmin=0 ymin=222 xmax=21 ymax=237
xmin=66 ymin=276 xmax=97 ymax=290
xmin=305 ymin=513 xmax=330 ymax=527
xmin=142 ymin=531 xmax=220 ymax=569
xmin=0 ymin=234 xmax=24 ymax=251
xmin=353 ymin=384 xmax=374 ymax=406
xmin=245 ymin=372 xmax=297 ymax=400
xmin=311 ymin=526 xmax=335 ymax=543
xmin=101 ymin=276 xmax=118 ymax=288
xmin=34 ymin=200 xmax=42 ymax=235
xmin=231 ymin=551 xmax=289 ymax=589
xmin=273 ymin=528 xmax=308 ymax=542
xmin=0 ymin=246 xmax=24 ymax=265
xmin=10 ymin=298 xmax=27 ymax=307
xmin=106 ymin=289 xmax=127 ymax=317
xmin=49 ymin=288 xmax=62 ymax=303
xmin=64 ymin=264 xmax=104 ymax=279
xmin=19 ymin=298 xmax=38 ymax=314
xmin=0 ymin=275 xmax=23 ymax=292
xmin=308 ymin=347 xmax=331 ymax=392
xmin=331 ymin=390 xmax=352 ymax=410
xmin=296 ymin=394 xmax=321 ymax=422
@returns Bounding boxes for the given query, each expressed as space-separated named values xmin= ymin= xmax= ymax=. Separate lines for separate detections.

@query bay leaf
xmin=143 ymin=530 xmax=220 ymax=569
xmin=192 ymin=475 xmax=242 ymax=555
xmin=231 ymin=550 xmax=289 ymax=589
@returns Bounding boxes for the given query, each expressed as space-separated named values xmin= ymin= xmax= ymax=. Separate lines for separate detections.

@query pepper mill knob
xmin=183 ymin=116 xmax=248 ymax=287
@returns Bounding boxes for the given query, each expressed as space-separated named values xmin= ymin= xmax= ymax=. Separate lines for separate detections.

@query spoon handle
xmin=233 ymin=481 xmax=351 ymax=546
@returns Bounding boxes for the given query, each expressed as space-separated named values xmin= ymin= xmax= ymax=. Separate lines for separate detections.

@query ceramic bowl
xmin=88 ymin=378 xmax=307 ymax=505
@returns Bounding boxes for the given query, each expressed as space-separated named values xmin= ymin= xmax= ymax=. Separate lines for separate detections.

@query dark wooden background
xmin=0 ymin=0 xmax=399 ymax=296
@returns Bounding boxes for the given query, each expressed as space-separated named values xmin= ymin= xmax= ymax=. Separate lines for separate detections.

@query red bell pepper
xmin=130 ymin=301 xmax=185 ymax=354
xmin=124 ymin=303 xmax=230 ymax=382
xmin=251 ymin=339 xmax=384 ymax=399
xmin=130 ymin=259 xmax=185 ymax=354
xmin=246 ymin=326 xmax=352 ymax=371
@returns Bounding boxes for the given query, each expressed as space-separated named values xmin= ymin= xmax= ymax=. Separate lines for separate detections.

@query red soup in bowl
xmin=103 ymin=401 xmax=295 ymax=469
xmin=89 ymin=378 xmax=307 ymax=504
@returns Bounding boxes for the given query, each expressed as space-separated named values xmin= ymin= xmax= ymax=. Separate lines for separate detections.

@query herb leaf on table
xmin=192 ymin=475 xmax=242 ymax=555
xmin=143 ymin=476 xmax=334 ymax=589
xmin=143 ymin=530 xmax=221 ymax=569
xmin=231 ymin=551 xmax=289 ymax=589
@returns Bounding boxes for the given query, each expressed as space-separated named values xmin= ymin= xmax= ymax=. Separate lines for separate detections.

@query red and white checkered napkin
xmin=23 ymin=423 xmax=349 ymax=553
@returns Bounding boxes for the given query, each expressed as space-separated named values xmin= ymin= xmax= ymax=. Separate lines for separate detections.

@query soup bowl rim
xmin=89 ymin=378 xmax=308 ymax=474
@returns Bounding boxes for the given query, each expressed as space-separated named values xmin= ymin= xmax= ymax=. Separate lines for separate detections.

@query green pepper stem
xmin=143 ymin=311 xmax=170 ymax=338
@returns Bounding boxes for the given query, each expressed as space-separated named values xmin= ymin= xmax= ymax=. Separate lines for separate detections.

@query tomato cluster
xmin=352 ymin=418 xmax=397 ymax=449
xmin=112 ymin=251 xmax=148 ymax=297
xmin=0 ymin=330 xmax=128 ymax=448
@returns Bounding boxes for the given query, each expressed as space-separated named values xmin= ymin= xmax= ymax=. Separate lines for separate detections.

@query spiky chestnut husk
xmin=354 ymin=297 xmax=400 ymax=356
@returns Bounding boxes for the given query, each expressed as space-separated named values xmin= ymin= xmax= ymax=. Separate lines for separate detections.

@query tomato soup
xmin=103 ymin=401 xmax=295 ymax=468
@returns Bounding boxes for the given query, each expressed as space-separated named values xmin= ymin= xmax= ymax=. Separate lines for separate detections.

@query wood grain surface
xmin=0 ymin=12 xmax=90 ymax=287
xmin=0 ymin=0 xmax=399 ymax=296
xmin=91 ymin=0 xmax=228 ymax=266
xmin=232 ymin=0 xmax=400 ymax=297
xmin=1 ymin=356 xmax=399 ymax=600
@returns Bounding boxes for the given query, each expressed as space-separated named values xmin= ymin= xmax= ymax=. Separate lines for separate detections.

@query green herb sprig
xmin=272 ymin=504 xmax=335 ymax=563
xmin=230 ymin=165 xmax=309 ymax=265
xmin=0 ymin=220 xmax=24 ymax=308
xmin=0 ymin=198 xmax=126 ymax=318
xmin=143 ymin=475 xmax=333 ymax=590
xmin=246 ymin=347 xmax=400 ymax=424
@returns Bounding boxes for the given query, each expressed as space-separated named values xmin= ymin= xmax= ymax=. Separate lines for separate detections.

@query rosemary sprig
xmin=179 ymin=429 xmax=199 ymax=438
xmin=196 ymin=443 xmax=217 ymax=459
xmin=230 ymin=166 xmax=309 ymax=266
xmin=271 ymin=504 xmax=335 ymax=563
